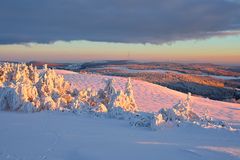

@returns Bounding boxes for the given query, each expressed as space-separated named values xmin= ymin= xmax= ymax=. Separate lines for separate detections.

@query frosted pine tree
xmin=104 ymin=79 xmax=116 ymax=96
xmin=125 ymin=78 xmax=138 ymax=112
xmin=12 ymin=65 xmax=21 ymax=83
xmin=105 ymin=77 xmax=138 ymax=120
xmin=101 ymin=79 xmax=117 ymax=109
xmin=109 ymin=90 xmax=126 ymax=109
xmin=28 ymin=65 xmax=39 ymax=83
xmin=43 ymin=64 xmax=48 ymax=71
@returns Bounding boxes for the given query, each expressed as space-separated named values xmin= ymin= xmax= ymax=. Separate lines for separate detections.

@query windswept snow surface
xmin=0 ymin=111 xmax=240 ymax=160
xmin=58 ymin=70 xmax=240 ymax=124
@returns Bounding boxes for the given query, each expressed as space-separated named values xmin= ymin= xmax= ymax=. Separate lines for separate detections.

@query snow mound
xmin=0 ymin=63 xmax=236 ymax=131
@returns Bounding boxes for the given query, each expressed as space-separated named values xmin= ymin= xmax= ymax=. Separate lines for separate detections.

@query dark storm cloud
xmin=0 ymin=0 xmax=240 ymax=44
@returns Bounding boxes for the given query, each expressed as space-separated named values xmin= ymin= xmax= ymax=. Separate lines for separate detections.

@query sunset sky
xmin=0 ymin=0 xmax=240 ymax=65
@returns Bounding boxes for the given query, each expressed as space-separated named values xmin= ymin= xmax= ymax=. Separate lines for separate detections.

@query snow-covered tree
xmin=104 ymin=79 xmax=116 ymax=96
xmin=0 ymin=63 xmax=74 ymax=112
xmin=102 ymin=78 xmax=138 ymax=112
xmin=124 ymin=78 xmax=138 ymax=112
xmin=158 ymin=92 xmax=200 ymax=124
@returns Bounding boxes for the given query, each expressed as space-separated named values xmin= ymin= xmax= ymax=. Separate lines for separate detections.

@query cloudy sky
xmin=0 ymin=0 xmax=240 ymax=64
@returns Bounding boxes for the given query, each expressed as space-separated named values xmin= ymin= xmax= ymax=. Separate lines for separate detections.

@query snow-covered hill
xmin=0 ymin=66 xmax=240 ymax=160
xmin=58 ymin=70 xmax=240 ymax=124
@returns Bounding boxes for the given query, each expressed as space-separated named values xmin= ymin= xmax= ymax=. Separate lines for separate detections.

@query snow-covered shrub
xmin=198 ymin=108 xmax=230 ymax=129
xmin=159 ymin=93 xmax=200 ymax=123
xmin=129 ymin=112 xmax=153 ymax=127
xmin=151 ymin=113 xmax=165 ymax=129
xmin=129 ymin=112 xmax=165 ymax=129
xmin=91 ymin=103 xmax=108 ymax=113
xmin=0 ymin=86 xmax=37 ymax=112
xmin=157 ymin=93 xmax=230 ymax=130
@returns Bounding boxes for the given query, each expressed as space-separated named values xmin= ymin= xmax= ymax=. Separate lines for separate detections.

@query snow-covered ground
xmin=1 ymin=111 xmax=240 ymax=160
xmin=1 ymin=69 xmax=240 ymax=160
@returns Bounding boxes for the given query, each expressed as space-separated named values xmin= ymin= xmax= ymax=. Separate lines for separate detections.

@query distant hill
xmin=27 ymin=61 xmax=67 ymax=68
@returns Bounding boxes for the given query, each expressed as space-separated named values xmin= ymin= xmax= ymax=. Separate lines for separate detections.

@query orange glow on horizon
xmin=0 ymin=35 xmax=240 ymax=65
